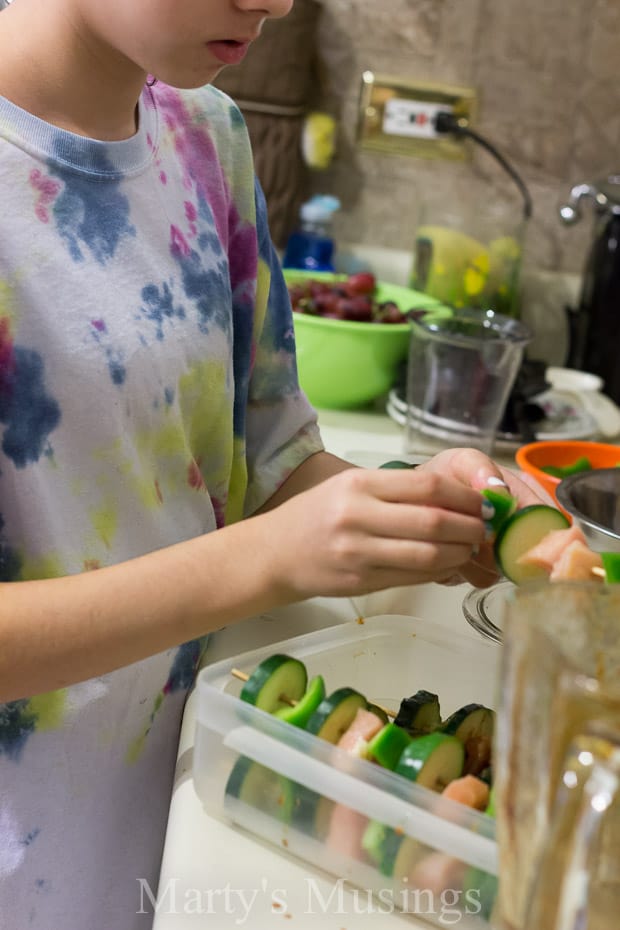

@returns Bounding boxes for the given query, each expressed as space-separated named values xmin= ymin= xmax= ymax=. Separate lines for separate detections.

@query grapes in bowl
xmin=283 ymin=270 xmax=450 ymax=409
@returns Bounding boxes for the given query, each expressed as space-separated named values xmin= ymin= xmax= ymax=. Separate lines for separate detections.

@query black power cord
xmin=434 ymin=111 xmax=533 ymax=221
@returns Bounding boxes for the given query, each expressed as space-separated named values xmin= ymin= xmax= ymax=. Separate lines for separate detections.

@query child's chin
xmin=150 ymin=64 xmax=225 ymax=91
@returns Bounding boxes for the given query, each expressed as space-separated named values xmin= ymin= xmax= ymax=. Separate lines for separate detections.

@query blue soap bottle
xmin=282 ymin=195 xmax=341 ymax=272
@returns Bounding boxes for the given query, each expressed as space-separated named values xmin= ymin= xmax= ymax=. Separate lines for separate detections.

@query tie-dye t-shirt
xmin=0 ymin=83 xmax=323 ymax=928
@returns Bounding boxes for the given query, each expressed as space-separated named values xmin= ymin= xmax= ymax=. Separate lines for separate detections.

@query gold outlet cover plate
xmin=357 ymin=72 xmax=478 ymax=160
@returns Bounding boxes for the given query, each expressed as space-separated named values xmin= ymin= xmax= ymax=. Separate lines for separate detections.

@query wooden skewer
xmin=231 ymin=667 xmax=396 ymax=718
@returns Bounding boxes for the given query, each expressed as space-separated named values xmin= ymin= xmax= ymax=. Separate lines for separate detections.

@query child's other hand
xmin=414 ymin=446 xmax=543 ymax=505
xmin=415 ymin=447 xmax=547 ymax=588
xmin=261 ymin=465 xmax=487 ymax=600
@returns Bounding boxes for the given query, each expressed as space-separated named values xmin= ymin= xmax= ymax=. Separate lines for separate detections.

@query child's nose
xmin=235 ymin=0 xmax=294 ymax=20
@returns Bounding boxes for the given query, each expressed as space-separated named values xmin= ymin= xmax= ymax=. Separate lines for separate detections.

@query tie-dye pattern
xmin=0 ymin=314 xmax=61 ymax=467
xmin=47 ymin=146 xmax=137 ymax=264
xmin=0 ymin=83 xmax=322 ymax=930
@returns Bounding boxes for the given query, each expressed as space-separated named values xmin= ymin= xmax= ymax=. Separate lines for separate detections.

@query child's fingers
xmin=369 ymin=537 xmax=479 ymax=577
xmin=366 ymin=499 xmax=486 ymax=547
xmin=416 ymin=447 xmax=545 ymax=508
xmin=363 ymin=468 xmax=486 ymax=518
xmin=420 ymin=447 xmax=508 ymax=493
xmin=436 ymin=572 xmax=467 ymax=587
xmin=500 ymin=468 xmax=549 ymax=506
xmin=458 ymin=546 xmax=502 ymax=588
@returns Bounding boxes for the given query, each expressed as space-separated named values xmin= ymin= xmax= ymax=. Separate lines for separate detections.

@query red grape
xmin=344 ymin=272 xmax=377 ymax=296
xmin=287 ymin=274 xmax=420 ymax=325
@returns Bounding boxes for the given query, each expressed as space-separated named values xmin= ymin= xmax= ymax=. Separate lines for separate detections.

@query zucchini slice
xmin=392 ymin=835 xmax=424 ymax=882
xmin=362 ymin=820 xmax=424 ymax=882
xmin=493 ymin=504 xmax=570 ymax=584
xmin=305 ymin=687 xmax=367 ymax=744
xmin=366 ymin=702 xmax=390 ymax=726
xmin=481 ymin=487 xmax=517 ymax=535
xmin=442 ymin=704 xmax=495 ymax=742
xmin=274 ymin=675 xmax=325 ymax=728
xmin=224 ymin=756 xmax=294 ymax=822
xmin=395 ymin=732 xmax=465 ymax=792
xmin=462 ymin=867 xmax=498 ymax=920
xmin=379 ymin=460 xmax=418 ymax=470
xmin=442 ymin=703 xmax=495 ymax=777
xmin=478 ymin=764 xmax=494 ymax=788
xmin=239 ymin=654 xmax=307 ymax=713
xmin=367 ymin=723 xmax=412 ymax=770
xmin=291 ymin=785 xmax=334 ymax=841
xmin=393 ymin=690 xmax=441 ymax=736
xmin=362 ymin=821 xmax=423 ymax=881
xmin=361 ymin=821 xmax=404 ymax=876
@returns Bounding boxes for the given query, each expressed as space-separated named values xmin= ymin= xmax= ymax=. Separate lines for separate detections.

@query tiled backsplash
xmin=311 ymin=0 xmax=619 ymax=277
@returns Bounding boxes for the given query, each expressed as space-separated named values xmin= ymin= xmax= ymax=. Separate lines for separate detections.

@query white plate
xmin=387 ymin=387 xmax=600 ymax=452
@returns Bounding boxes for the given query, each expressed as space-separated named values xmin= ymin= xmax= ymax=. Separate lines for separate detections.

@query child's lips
xmin=207 ymin=40 xmax=251 ymax=65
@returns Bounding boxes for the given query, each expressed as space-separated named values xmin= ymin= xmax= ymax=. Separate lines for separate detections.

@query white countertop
xmin=304 ymin=405 xmax=523 ymax=470
xmin=152 ymin=407 xmax=508 ymax=929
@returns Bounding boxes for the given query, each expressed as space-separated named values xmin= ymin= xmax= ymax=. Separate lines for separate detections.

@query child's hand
xmin=260 ymin=465 xmax=488 ymax=600
xmin=414 ymin=447 xmax=547 ymax=588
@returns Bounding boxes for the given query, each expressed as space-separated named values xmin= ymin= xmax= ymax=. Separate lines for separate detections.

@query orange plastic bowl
xmin=515 ymin=440 xmax=620 ymax=506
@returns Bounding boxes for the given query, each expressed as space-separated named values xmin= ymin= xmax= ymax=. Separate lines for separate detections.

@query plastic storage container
xmin=194 ymin=615 xmax=500 ymax=928
xmin=282 ymin=195 xmax=340 ymax=272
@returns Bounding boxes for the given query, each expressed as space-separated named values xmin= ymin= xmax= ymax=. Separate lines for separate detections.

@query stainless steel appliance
xmin=560 ymin=175 xmax=620 ymax=404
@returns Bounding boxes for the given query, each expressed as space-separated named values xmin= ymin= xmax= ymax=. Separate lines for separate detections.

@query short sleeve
xmin=242 ymin=180 xmax=324 ymax=516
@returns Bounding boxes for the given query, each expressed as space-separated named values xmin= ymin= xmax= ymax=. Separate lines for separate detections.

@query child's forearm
xmin=0 ymin=515 xmax=290 ymax=703
xmin=255 ymin=450 xmax=356 ymax=512
xmin=0 ymin=453 xmax=349 ymax=702
xmin=1 ymin=451 xmax=496 ymax=702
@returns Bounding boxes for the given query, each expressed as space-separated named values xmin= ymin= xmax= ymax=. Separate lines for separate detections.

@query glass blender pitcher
xmin=493 ymin=581 xmax=620 ymax=930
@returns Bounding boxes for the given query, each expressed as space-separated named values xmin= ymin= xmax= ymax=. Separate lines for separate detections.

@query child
xmin=0 ymin=1 xmax=539 ymax=927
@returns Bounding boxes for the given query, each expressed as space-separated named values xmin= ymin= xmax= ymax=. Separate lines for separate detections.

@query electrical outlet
xmin=382 ymin=98 xmax=454 ymax=140
xmin=357 ymin=72 xmax=477 ymax=160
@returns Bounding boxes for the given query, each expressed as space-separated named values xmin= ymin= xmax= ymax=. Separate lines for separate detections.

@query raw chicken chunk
xmin=516 ymin=523 xmax=603 ymax=582
xmin=337 ymin=707 xmax=384 ymax=757
xmin=516 ymin=525 xmax=586 ymax=572
xmin=549 ymin=538 xmax=603 ymax=582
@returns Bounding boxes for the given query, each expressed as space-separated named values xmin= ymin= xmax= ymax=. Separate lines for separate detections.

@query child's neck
xmin=0 ymin=2 xmax=145 ymax=141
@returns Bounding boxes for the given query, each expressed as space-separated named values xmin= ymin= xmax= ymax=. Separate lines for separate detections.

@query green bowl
xmin=285 ymin=270 xmax=443 ymax=409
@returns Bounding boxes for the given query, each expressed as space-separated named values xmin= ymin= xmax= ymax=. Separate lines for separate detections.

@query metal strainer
xmin=556 ymin=466 xmax=620 ymax=553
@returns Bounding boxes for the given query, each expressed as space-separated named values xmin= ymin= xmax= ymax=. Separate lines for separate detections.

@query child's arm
xmin=1 ymin=456 xmax=490 ymax=702
xmin=257 ymin=447 xmax=541 ymax=514
xmin=256 ymin=446 xmax=544 ymax=591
